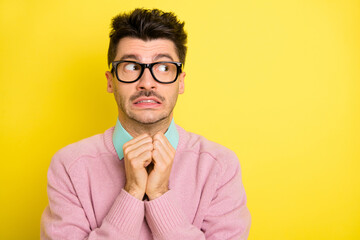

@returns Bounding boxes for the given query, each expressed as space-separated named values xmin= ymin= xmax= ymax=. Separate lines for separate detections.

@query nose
xmin=136 ymin=68 xmax=157 ymax=91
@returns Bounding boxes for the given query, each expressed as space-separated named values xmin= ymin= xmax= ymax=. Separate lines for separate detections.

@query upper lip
xmin=133 ymin=97 xmax=162 ymax=104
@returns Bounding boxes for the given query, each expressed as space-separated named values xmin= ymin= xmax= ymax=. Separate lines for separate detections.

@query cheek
xmin=115 ymin=83 xmax=130 ymax=96
xmin=165 ymin=87 xmax=180 ymax=104
xmin=114 ymin=86 xmax=129 ymax=105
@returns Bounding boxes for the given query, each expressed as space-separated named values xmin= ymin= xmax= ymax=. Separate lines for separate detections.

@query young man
xmin=41 ymin=8 xmax=251 ymax=240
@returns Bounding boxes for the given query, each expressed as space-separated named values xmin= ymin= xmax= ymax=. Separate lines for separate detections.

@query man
xmin=41 ymin=8 xmax=251 ymax=240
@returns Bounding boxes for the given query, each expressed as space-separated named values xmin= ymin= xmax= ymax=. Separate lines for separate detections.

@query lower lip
xmin=133 ymin=102 xmax=161 ymax=108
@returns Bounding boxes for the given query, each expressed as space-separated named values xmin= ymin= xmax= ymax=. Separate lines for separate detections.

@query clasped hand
xmin=123 ymin=133 xmax=175 ymax=200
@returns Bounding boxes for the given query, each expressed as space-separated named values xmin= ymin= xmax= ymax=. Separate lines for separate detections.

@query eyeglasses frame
xmin=111 ymin=60 xmax=183 ymax=84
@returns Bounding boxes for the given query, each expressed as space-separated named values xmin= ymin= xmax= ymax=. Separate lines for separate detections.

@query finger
xmin=153 ymin=139 xmax=172 ymax=165
xmin=126 ymin=142 xmax=154 ymax=161
xmin=156 ymin=133 xmax=175 ymax=153
xmin=144 ymin=159 xmax=152 ymax=168
xmin=123 ymin=133 xmax=151 ymax=149
xmin=128 ymin=150 xmax=152 ymax=169
xmin=123 ymin=135 xmax=152 ymax=156
xmin=137 ymin=150 xmax=152 ymax=166
xmin=153 ymin=133 xmax=175 ymax=157
xmin=151 ymin=148 xmax=163 ymax=166
xmin=152 ymin=146 xmax=173 ymax=175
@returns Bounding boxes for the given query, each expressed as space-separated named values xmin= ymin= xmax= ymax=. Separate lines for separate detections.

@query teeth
xmin=137 ymin=100 xmax=157 ymax=104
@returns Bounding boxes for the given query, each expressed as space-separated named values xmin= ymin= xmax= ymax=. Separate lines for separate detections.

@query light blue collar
xmin=112 ymin=118 xmax=179 ymax=160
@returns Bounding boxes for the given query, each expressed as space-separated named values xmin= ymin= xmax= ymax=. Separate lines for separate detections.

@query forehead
xmin=115 ymin=37 xmax=178 ymax=62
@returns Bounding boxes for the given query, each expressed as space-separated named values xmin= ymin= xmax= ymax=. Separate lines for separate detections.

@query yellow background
xmin=1 ymin=0 xmax=359 ymax=239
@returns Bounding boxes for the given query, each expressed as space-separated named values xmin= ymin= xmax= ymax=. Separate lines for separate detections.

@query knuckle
xmin=145 ymin=142 xmax=154 ymax=150
xmin=127 ymin=151 xmax=136 ymax=160
xmin=153 ymin=134 xmax=160 ymax=141
xmin=129 ymin=160 xmax=138 ymax=169
xmin=123 ymin=141 xmax=130 ymax=149
xmin=152 ymin=149 xmax=159 ymax=157
xmin=138 ymin=151 xmax=151 ymax=163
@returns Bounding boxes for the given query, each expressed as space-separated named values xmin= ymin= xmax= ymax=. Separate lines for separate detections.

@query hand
xmin=123 ymin=134 xmax=153 ymax=200
xmin=146 ymin=133 xmax=176 ymax=200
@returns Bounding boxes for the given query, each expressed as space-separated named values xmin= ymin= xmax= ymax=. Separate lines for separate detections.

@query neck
xmin=118 ymin=115 xmax=173 ymax=138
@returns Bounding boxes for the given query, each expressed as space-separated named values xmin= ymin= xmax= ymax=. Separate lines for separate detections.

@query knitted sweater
xmin=40 ymin=125 xmax=251 ymax=239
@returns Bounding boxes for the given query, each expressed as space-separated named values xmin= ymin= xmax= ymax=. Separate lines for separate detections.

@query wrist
xmin=147 ymin=188 xmax=169 ymax=201
xmin=124 ymin=185 xmax=145 ymax=200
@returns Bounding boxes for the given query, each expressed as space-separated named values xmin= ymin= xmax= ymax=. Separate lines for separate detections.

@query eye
xmin=124 ymin=63 xmax=140 ymax=71
xmin=157 ymin=64 xmax=169 ymax=72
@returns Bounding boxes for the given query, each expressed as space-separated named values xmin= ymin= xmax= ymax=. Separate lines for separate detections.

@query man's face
xmin=106 ymin=37 xmax=185 ymax=125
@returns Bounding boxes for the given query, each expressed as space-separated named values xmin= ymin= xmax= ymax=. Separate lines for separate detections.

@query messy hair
xmin=107 ymin=8 xmax=188 ymax=67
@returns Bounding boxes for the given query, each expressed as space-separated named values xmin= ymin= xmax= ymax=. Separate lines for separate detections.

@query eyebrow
xmin=153 ymin=54 xmax=174 ymax=61
xmin=119 ymin=54 xmax=174 ymax=62
xmin=120 ymin=54 xmax=139 ymax=61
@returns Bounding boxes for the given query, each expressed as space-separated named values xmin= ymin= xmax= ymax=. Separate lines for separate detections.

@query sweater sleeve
xmin=145 ymin=190 xmax=205 ymax=240
xmin=40 ymin=154 xmax=144 ymax=240
xmin=201 ymin=152 xmax=251 ymax=239
xmin=144 ymin=152 xmax=251 ymax=240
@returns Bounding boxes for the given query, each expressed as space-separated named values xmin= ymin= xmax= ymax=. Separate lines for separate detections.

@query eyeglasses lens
xmin=117 ymin=62 xmax=178 ymax=83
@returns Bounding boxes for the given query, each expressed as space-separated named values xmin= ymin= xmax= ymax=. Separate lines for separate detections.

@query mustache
xmin=129 ymin=90 xmax=165 ymax=102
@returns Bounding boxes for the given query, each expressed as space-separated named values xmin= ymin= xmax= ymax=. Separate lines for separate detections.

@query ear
xmin=105 ymin=71 xmax=114 ymax=93
xmin=178 ymin=71 xmax=185 ymax=94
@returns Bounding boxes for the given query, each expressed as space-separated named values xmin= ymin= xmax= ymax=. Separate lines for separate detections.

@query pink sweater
xmin=41 ymin=125 xmax=251 ymax=239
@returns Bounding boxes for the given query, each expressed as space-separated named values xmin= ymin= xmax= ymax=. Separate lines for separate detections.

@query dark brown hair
xmin=107 ymin=8 xmax=188 ymax=67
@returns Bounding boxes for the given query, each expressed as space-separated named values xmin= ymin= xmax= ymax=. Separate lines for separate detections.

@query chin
xmin=129 ymin=113 xmax=169 ymax=125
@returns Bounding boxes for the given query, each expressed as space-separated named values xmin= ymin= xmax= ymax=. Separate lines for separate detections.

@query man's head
xmin=107 ymin=8 xmax=187 ymax=67
xmin=105 ymin=9 xmax=187 ymax=131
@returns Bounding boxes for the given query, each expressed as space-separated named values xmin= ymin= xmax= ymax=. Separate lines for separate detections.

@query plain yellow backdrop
xmin=1 ymin=0 xmax=359 ymax=239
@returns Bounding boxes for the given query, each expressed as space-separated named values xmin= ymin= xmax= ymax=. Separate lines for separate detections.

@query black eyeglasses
xmin=111 ymin=60 xmax=183 ymax=84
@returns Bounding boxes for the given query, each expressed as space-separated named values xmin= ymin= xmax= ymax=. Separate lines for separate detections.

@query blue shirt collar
xmin=112 ymin=118 xmax=179 ymax=160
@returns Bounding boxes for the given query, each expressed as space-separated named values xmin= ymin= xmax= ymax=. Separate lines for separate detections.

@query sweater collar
xmin=112 ymin=118 xmax=179 ymax=160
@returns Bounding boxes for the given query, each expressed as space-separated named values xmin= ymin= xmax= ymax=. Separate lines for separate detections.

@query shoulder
xmin=49 ymin=127 xmax=115 ymax=172
xmin=176 ymin=125 xmax=240 ymax=170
